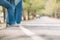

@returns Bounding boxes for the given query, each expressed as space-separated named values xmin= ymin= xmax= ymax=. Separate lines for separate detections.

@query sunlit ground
xmin=0 ymin=16 xmax=60 ymax=40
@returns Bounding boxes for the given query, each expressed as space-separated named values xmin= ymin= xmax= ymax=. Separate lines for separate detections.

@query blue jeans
xmin=15 ymin=0 xmax=22 ymax=24
xmin=6 ymin=0 xmax=22 ymax=25
xmin=0 ymin=0 xmax=15 ymax=25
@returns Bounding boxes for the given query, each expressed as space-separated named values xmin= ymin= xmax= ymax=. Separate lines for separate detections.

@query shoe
xmin=6 ymin=24 xmax=20 ymax=27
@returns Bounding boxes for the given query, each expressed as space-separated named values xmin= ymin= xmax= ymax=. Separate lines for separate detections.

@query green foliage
xmin=57 ymin=0 xmax=60 ymax=2
xmin=23 ymin=0 xmax=47 ymax=15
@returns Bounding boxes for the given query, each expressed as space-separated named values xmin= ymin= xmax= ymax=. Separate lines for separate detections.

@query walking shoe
xmin=6 ymin=24 xmax=20 ymax=27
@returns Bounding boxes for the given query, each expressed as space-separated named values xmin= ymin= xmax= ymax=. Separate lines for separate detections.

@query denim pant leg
xmin=6 ymin=0 xmax=15 ymax=25
xmin=15 ymin=0 xmax=22 ymax=24
xmin=0 ymin=0 xmax=12 ymax=8
xmin=7 ymin=7 xmax=15 ymax=25
xmin=0 ymin=0 xmax=15 ymax=25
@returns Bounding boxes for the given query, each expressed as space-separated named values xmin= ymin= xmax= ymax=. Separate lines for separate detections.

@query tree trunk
xmin=28 ymin=9 xmax=30 ymax=20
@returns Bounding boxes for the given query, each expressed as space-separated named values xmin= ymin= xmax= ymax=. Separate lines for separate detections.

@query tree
xmin=23 ymin=0 xmax=46 ymax=20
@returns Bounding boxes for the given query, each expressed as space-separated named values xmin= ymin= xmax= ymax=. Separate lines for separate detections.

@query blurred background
xmin=22 ymin=0 xmax=60 ymax=20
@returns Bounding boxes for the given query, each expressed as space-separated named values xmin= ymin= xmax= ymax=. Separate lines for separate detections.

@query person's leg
xmin=0 ymin=0 xmax=15 ymax=25
xmin=7 ymin=0 xmax=15 ymax=25
xmin=0 ymin=0 xmax=12 ymax=8
xmin=15 ymin=0 xmax=22 ymax=24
